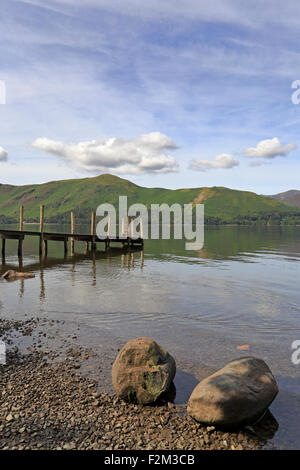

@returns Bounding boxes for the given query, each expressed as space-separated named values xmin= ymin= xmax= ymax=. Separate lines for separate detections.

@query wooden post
xmin=19 ymin=206 xmax=24 ymax=232
xmin=71 ymin=212 xmax=75 ymax=255
xmin=91 ymin=210 xmax=96 ymax=251
xmin=39 ymin=205 xmax=45 ymax=256
xmin=127 ymin=216 xmax=129 ymax=238
xmin=40 ymin=205 xmax=45 ymax=233
xmin=121 ymin=217 xmax=125 ymax=237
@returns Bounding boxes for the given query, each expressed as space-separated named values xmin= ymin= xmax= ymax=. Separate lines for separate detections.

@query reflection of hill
xmin=145 ymin=226 xmax=300 ymax=262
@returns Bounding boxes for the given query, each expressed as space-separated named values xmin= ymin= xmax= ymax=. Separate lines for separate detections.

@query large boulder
xmin=187 ymin=357 xmax=278 ymax=428
xmin=112 ymin=337 xmax=176 ymax=404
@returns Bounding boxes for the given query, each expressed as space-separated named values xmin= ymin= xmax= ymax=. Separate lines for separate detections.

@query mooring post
xmin=71 ymin=211 xmax=75 ymax=255
xmin=19 ymin=205 xmax=24 ymax=232
xmin=39 ymin=205 xmax=45 ymax=256
xmin=91 ymin=210 xmax=96 ymax=251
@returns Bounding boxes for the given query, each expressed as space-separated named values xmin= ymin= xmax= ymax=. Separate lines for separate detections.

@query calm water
xmin=0 ymin=224 xmax=299 ymax=449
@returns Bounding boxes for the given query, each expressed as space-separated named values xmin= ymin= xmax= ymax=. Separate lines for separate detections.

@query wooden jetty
xmin=0 ymin=205 xmax=143 ymax=258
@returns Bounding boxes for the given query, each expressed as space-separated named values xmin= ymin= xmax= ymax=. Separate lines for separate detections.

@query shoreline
xmin=0 ymin=317 xmax=272 ymax=451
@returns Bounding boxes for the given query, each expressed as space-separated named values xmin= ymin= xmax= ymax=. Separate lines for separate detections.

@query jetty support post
xmin=91 ymin=210 xmax=96 ymax=251
xmin=39 ymin=205 xmax=45 ymax=256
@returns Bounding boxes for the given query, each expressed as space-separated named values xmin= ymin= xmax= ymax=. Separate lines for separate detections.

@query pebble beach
xmin=0 ymin=317 xmax=275 ymax=451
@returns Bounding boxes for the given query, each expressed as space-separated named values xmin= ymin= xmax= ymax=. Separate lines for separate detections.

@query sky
xmin=1 ymin=0 xmax=300 ymax=193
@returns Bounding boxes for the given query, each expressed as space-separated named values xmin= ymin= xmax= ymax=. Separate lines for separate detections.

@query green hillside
xmin=0 ymin=174 xmax=300 ymax=225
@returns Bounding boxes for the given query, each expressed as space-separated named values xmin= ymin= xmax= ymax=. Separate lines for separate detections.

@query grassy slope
xmin=0 ymin=174 xmax=299 ymax=223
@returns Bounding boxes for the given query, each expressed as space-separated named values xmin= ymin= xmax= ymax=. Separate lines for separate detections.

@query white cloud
xmin=189 ymin=153 xmax=239 ymax=171
xmin=0 ymin=147 xmax=8 ymax=162
xmin=32 ymin=132 xmax=179 ymax=175
xmin=243 ymin=137 xmax=297 ymax=159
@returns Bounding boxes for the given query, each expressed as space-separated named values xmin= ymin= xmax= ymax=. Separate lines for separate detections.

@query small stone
xmin=207 ymin=426 xmax=215 ymax=432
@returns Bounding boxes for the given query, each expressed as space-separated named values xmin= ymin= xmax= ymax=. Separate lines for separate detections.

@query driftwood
xmin=1 ymin=270 xmax=35 ymax=280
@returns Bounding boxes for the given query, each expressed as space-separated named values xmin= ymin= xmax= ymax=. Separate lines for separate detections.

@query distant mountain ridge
xmin=268 ymin=190 xmax=300 ymax=208
xmin=0 ymin=174 xmax=300 ymax=225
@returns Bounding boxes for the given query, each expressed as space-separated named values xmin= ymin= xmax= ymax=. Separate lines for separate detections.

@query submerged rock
xmin=112 ymin=337 xmax=176 ymax=404
xmin=187 ymin=357 xmax=278 ymax=428
xmin=2 ymin=270 xmax=35 ymax=280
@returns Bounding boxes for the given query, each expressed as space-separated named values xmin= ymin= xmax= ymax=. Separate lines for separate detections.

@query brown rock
xmin=112 ymin=337 xmax=176 ymax=404
xmin=187 ymin=357 xmax=278 ymax=428
xmin=2 ymin=270 xmax=35 ymax=280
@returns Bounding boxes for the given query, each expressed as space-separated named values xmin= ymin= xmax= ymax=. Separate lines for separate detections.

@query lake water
xmin=0 ymin=224 xmax=299 ymax=449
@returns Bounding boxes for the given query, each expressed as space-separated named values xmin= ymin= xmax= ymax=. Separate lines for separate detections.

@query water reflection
xmin=1 ymin=248 xmax=145 ymax=300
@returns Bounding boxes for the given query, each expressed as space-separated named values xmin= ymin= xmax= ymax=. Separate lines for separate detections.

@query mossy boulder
xmin=112 ymin=337 xmax=176 ymax=404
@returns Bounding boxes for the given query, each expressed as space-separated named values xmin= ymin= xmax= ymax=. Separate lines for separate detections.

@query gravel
xmin=0 ymin=318 xmax=268 ymax=450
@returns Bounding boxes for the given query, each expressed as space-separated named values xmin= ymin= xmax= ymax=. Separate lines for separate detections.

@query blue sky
xmin=1 ymin=0 xmax=300 ymax=193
